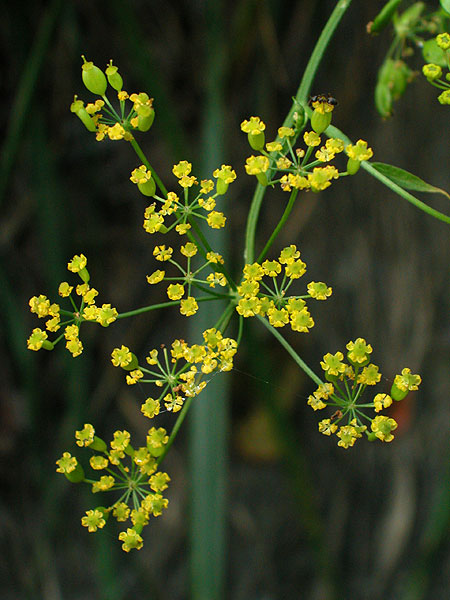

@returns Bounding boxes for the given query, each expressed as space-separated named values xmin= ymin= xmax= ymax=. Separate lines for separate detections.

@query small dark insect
xmin=330 ymin=409 xmax=343 ymax=421
xmin=308 ymin=94 xmax=338 ymax=106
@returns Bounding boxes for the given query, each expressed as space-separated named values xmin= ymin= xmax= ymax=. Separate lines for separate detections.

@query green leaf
xmin=422 ymin=38 xmax=447 ymax=67
xmin=371 ymin=162 xmax=450 ymax=199
xmin=440 ymin=0 xmax=450 ymax=15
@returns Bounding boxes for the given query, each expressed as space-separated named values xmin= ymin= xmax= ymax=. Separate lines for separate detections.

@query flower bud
xmin=65 ymin=461 xmax=85 ymax=483
xmin=81 ymin=56 xmax=107 ymax=96
xmin=310 ymin=110 xmax=332 ymax=135
xmin=105 ymin=60 xmax=123 ymax=91
xmin=70 ymin=97 xmax=97 ymax=132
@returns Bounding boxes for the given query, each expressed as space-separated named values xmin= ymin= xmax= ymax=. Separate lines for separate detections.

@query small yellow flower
xmin=240 ymin=116 xmax=265 ymax=134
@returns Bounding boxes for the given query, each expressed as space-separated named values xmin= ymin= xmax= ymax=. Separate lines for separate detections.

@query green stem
xmin=129 ymin=137 xmax=168 ymax=197
xmin=325 ymin=123 xmax=450 ymax=225
xmin=116 ymin=296 xmax=217 ymax=319
xmin=244 ymin=0 xmax=353 ymax=263
xmin=156 ymin=395 xmax=194 ymax=465
xmin=256 ymin=189 xmax=298 ymax=263
xmin=256 ymin=315 xmax=323 ymax=387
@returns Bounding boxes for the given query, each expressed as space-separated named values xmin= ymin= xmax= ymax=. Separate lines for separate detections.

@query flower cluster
xmin=27 ymin=254 xmax=118 ymax=356
xmin=235 ymin=245 xmax=331 ymax=333
xmin=422 ymin=33 xmax=450 ymax=105
xmin=133 ymin=160 xmax=235 ymax=237
xmin=241 ymin=108 xmax=373 ymax=192
xmin=111 ymin=329 xmax=237 ymax=415
xmin=70 ymin=57 xmax=155 ymax=142
xmin=56 ymin=424 xmax=170 ymax=552
xmin=307 ymin=338 xmax=421 ymax=448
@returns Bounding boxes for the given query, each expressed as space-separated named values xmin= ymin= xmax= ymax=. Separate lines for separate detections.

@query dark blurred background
xmin=1 ymin=1 xmax=449 ymax=599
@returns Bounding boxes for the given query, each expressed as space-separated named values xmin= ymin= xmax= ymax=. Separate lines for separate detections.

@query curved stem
xmin=256 ymin=189 xmax=298 ymax=263
xmin=256 ymin=315 xmax=323 ymax=387
xmin=325 ymin=123 xmax=450 ymax=225
xmin=244 ymin=0 xmax=353 ymax=263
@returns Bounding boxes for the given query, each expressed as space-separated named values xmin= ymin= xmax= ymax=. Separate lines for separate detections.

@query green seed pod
xmin=124 ymin=443 xmax=135 ymax=457
xmin=375 ymin=80 xmax=393 ymax=118
xmin=137 ymin=178 xmax=156 ymax=197
xmin=148 ymin=445 xmax=165 ymax=458
xmin=95 ymin=506 xmax=110 ymax=522
xmin=42 ymin=339 xmax=55 ymax=351
xmin=368 ymin=0 xmax=403 ymax=35
xmin=81 ymin=55 xmax=107 ymax=96
xmin=65 ymin=462 xmax=85 ymax=483
xmin=292 ymin=101 xmax=306 ymax=133
xmin=390 ymin=60 xmax=412 ymax=100
xmin=311 ymin=110 xmax=332 ymax=135
xmin=136 ymin=104 xmax=155 ymax=132
xmin=216 ymin=179 xmax=229 ymax=196
xmin=78 ymin=267 xmax=90 ymax=284
xmin=248 ymin=131 xmax=265 ymax=151
xmin=390 ymin=382 xmax=408 ymax=401
xmin=105 ymin=60 xmax=123 ymax=91
xmin=90 ymin=436 xmax=107 ymax=452
xmin=366 ymin=431 xmax=378 ymax=442
xmin=121 ymin=353 xmax=139 ymax=372
xmin=133 ymin=523 xmax=144 ymax=535
xmin=70 ymin=97 xmax=97 ymax=132
xmin=346 ymin=158 xmax=361 ymax=175
xmin=346 ymin=353 xmax=370 ymax=368
xmin=325 ymin=373 xmax=338 ymax=383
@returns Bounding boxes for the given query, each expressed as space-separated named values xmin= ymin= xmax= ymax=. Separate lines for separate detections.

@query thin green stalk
xmin=156 ymin=395 xmax=194 ymax=465
xmin=256 ymin=315 xmax=323 ymax=387
xmin=325 ymin=123 xmax=450 ymax=225
xmin=116 ymin=296 xmax=217 ymax=319
xmin=256 ymin=189 xmax=298 ymax=263
xmin=244 ymin=0 xmax=353 ymax=263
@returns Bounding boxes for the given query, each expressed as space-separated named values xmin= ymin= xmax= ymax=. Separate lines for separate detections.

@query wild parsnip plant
xmin=27 ymin=1 xmax=448 ymax=553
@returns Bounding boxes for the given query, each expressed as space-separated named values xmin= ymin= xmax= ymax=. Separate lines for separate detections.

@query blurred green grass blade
xmin=0 ymin=0 xmax=62 ymax=205
xmin=189 ymin=3 xmax=229 ymax=599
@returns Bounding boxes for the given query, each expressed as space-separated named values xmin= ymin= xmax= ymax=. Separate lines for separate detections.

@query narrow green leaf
xmin=371 ymin=162 xmax=450 ymax=199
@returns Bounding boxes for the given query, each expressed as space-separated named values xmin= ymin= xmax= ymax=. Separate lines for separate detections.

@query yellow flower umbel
xmin=27 ymin=254 xmax=118 ymax=356
xmin=311 ymin=339 xmax=421 ymax=448
xmin=57 ymin=424 xmax=170 ymax=552
xmin=235 ymin=245 xmax=331 ymax=334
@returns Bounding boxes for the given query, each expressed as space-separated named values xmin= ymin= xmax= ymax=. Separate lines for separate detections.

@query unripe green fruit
xmin=65 ymin=462 xmax=85 ymax=483
xmin=137 ymin=178 xmax=156 ymax=197
xmin=346 ymin=158 xmax=361 ymax=175
xmin=78 ymin=267 xmax=90 ymax=283
xmin=311 ymin=110 xmax=332 ymax=134
xmin=90 ymin=436 xmax=107 ymax=452
xmin=136 ymin=106 xmax=155 ymax=132
xmin=81 ymin=56 xmax=107 ymax=96
xmin=105 ymin=62 xmax=123 ymax=91
xmin=121 ymin=353 xmax=139 ymax=371
xmin=256 ymin=172 xmax=268 ymax=186
xmin=248 ymin=131 xmax=265 ymax=151
xmin=70 ymin=98 xmax=97 ymax=132
xmin=216 ymin=179 xmax=229 ymax=195
xmin=390 ymin=382 xmax=408 ymax=401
